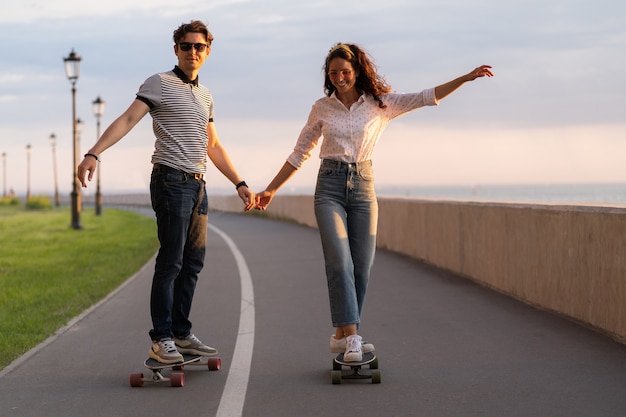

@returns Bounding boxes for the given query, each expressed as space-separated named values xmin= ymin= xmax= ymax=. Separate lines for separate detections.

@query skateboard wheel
xmin=170 ymin=372 xmax=185 ymax=387
xmin=332 ymin=359 xmax=342 ymax=371
xmin=129 ymin=373 xmax=144 ymax=387
xmin=369 ymin=357 xmax=379 ymax=369
xmin=207 ymin=357 xmax=221 ymax=371
xmin=331 ymin=370 xmax=342 ymax=384
xmin=371 ymin=369 xmax=382 ymax=384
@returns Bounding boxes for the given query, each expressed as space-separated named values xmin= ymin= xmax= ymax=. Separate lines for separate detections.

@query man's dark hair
xmin=173 ymin=20 xmax=213 ymax=44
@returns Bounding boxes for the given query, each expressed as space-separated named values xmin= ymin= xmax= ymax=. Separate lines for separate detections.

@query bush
xmin=0 ymin=196 xmax=20 ymax=206
xmin=25 ymin=196 xmax=53 ymax=210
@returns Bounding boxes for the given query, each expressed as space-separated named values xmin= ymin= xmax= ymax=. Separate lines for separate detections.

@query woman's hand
xmin=255 ymin=190 xmax=275 ymax=211
xmin=465 ymin=65 xmax=494 ymax=81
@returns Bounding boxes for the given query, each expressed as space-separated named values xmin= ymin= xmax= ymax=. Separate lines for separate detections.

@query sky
xmin=1 ymin=0 xmax=625 ymax=198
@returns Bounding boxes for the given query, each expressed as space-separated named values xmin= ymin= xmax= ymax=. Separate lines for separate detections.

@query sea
xmin=186 ymin=182 xmax=626 ymax=207
xmin=373 ymin=183 xmax=626 ymax=206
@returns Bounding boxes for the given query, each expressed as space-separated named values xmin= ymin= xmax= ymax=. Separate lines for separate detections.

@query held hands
xmin=238 ymin=187 xmax=274 ymax=212
xmin=236 ymin=187 xmax=273 ymax=212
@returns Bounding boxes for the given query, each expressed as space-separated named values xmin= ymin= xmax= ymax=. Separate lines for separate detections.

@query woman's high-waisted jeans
xmin=314 ymin=159 xmax=378 ymax=328
xmin=149 ymin=164 xmax=208 ymax=341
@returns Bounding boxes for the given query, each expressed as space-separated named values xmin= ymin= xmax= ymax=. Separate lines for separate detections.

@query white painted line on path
xmin=211 ymin=224 xmax=255 ymax=417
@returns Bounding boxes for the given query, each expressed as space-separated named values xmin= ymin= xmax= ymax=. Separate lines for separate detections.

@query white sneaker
xmin=149 ymin=338 xmax=183 ymax=364
xmin=343 ymin=334 xmax=363 ymax=362
xmin=330 ymin=335 xmax=375 ymax=353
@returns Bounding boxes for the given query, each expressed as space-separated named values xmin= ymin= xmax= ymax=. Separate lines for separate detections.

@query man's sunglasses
xmin=178 ymin=42 xmax=209 ymax=52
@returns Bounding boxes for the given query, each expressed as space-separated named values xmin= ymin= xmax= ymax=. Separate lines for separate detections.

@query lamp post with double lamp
xmin=92 ymin=96 xmax=105 ymax=215
xmin=63 ymin=49 xmax=82 ymax=229
xmin=49 ymin=133 xmax=60 ymax=207
xmin=26 ymin=144 xmax=32 ymax=202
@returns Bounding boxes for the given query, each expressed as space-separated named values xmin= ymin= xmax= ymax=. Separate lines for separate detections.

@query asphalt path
xmin=2 ymin=210 xmax=626 ymax=417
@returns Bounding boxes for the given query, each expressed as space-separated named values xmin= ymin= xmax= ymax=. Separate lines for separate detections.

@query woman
xmin=255 ymin=43 xmax=493 ymax=361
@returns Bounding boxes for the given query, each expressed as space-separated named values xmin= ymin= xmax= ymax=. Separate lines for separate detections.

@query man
xmin=77 ymin=20 xmax=254 ymax=363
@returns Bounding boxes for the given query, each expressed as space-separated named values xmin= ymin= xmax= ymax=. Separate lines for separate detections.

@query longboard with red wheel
xmin=130 ymin=354 xmax=222 ymax=387
xmin=331 ymin=352 xmax=381 ymax=384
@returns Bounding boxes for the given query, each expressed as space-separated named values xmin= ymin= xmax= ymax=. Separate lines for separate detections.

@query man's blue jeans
xmin=149 ymin=164 xmax=208 ymax=341
xmin=314 ymin=159 xmax=378 ymax=328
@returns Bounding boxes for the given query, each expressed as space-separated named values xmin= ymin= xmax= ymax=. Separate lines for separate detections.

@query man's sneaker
xmin=330 ymin=335 xmax=375 ymax=354
xmin=344 ymin=334 xmax=363 ymax=362
xmin=149 ymin=338 xmax=183 ymax=364
xmin=174 ymin=334 xmax=218 ymax=356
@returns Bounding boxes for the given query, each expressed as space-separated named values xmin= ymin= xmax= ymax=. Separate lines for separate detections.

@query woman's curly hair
xmin=323 ymin=43 xmax=392 ymax=108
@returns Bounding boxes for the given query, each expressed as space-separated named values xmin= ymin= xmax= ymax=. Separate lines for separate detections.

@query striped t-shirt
xmin=136 ymin=66 xmax=214 ymax=175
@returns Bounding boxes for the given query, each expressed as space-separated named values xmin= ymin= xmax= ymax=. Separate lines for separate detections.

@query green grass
xmin=0 ymin=205 xmax=158 ymax=370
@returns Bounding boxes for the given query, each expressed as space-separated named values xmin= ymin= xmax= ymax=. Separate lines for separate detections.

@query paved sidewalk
xmin=2 ymin=210 xmax=626 ymax=417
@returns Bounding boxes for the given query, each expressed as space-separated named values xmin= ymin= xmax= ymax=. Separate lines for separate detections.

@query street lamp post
xmin=49 ymin=133 xmax=60 ymax=207
xmin=26 ymin=144 xmax=32 ymax=202
xmin=1 ymin=152 xmax=6 ymax=197
xmin=92 ymin=96 xmax=105 ymax=215
xmin=76 ymin=118 xmax=84 ymax=211
xmin=64 ymin=49 xmax=82 ymax=229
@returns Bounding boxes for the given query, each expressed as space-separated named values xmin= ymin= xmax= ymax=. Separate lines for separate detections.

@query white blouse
xmin=287 ymin=88 xmax=438 ymax=169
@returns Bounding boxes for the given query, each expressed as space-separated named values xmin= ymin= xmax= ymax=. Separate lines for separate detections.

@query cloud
xmin=0 ymin=0 xmax=246 ymax=23
xmin=0 ymin=0 xmax=625 ymax=197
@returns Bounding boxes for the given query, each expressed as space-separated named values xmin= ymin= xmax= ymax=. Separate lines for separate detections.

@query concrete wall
xmin=207 ymin=194 xmax=626 ymax=344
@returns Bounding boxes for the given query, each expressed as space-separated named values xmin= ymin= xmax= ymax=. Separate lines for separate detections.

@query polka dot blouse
xmin=287 ymin=88 xmax=438 ymax=169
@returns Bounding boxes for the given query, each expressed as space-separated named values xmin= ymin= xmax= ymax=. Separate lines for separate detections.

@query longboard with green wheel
xmin=331 ymin=352 xmax=381 ymax=384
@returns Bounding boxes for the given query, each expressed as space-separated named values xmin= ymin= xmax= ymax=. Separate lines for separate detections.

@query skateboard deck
xmin=145 ymin=354 xmax=201 ymax=370
xmin=331 ymin=352 xmax=381 ymax=384
xmin=130 ymin=354 xmax=221 ymax=387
